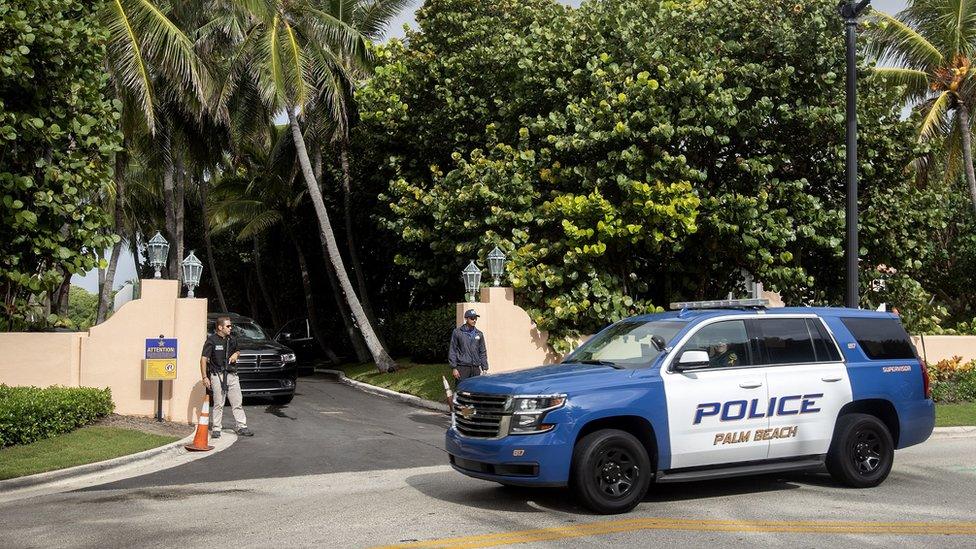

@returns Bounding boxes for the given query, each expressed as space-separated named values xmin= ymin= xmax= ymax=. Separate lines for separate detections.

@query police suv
xmin=446 ymin=300 xmax=935 ymax=514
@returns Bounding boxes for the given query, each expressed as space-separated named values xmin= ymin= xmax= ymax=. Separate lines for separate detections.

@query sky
xmin=72 ymin=0 xmax=910 ymax=293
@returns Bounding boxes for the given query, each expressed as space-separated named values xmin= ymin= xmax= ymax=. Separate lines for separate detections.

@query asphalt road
xmin=1 ymin=375 xmax=974 ymax=548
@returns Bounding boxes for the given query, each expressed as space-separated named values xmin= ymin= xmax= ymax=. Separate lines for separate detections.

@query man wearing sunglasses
xmin=200 ymin=316 xmax=253 ymax=437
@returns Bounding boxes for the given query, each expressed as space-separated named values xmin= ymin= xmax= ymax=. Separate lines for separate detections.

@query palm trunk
xmin=131 ymin=232 xmax=144 ymax=278
xmin=338 ymin=142 xmax=384 ymax=339
xmin=97 ymin=149 xmax=127 ymax=323
xmin=288 ymin=229 xmax=340 ymax=364
xmin=957 ymin=102 xmax=976 ymax=216
xmin=252 ymin=237 xmax=281 ymax=329
xmin=287 ymin=107 xmax=395 ymax=372
xmin=200 ymin=180 xmax=228 ymax=311
xmin=174 ymin=156 xmax=186 ymax=285
xmin=162 ymin=128 xmax=178 ymax=279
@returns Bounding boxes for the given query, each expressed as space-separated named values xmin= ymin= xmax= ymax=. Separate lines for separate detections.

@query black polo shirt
xmin=202 ymin=333 xmax=239 ymax=375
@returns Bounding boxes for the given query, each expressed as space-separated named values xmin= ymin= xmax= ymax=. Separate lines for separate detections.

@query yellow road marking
xmin=375 ymin=518 xmax=976 ymax=548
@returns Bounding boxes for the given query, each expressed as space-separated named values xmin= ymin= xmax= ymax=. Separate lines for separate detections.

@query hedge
xmin=0 ymin=385 xmax=114 ymax=447
xmin=928 ymin=357 xmax=976 ymax=404
xmin=387 ymin=306 xmax=457 ymax=363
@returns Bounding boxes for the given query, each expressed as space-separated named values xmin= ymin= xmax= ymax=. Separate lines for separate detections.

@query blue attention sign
xmin=145 ymin=338 xmax=178 ymax=360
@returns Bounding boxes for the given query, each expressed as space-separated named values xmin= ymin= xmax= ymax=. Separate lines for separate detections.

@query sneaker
xmin=237 ymin=427 xmax=254 ymax=437
xmin=212 ymin=430 xmax=221 ymax=439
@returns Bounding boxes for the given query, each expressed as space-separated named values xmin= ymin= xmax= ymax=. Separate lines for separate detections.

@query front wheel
xmin=571 ymin=429 xmax=651 ymax=514
xmin=826 ymin=413 xmax=894 ymax=488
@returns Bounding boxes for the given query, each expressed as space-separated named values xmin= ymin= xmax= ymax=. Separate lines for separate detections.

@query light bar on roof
xmin=669 ymin=298 xmax=769 ymax=310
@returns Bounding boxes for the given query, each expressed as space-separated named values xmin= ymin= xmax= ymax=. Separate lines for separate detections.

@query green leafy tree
xmin=67 ymin=286 xmax=99 ymax=331
xmin=1 ymin=0 xmax=121 ymax=330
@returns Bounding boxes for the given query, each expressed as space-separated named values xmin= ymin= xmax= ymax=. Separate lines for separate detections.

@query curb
xmin=1 ymin=430 xmax=203 ymax=492
xmin=317 ymin=368 xmax=450 ymax=413
xmin=931 ymin=426 xmax=976 ymax=437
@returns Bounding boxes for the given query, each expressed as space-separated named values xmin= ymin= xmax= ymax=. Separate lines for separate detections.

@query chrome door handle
xmin=738 ymin=382 xmax=763 ymax=389
xmin=821 ymin=377 xmax=842 ymax=382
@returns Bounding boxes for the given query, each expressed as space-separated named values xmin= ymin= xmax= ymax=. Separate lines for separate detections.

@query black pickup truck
xmin=207 ymin=313 xmax=298 ymax=405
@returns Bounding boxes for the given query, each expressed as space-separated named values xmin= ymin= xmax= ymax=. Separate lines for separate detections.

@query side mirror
xmin=651 ymin=334 xmax=666 ymax=352
xmin=674 ymin=350 xmax=710 ymax=371
xmin=278 ymin=332 xmax=293 ymax=341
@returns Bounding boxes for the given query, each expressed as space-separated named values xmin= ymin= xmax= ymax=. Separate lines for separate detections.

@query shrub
xmin=927 ymin=357 xmax=976 ymax=403
xmin=387 ymin=307 xmax=457 ymax=363
xmin=0 ymin=385 xmax=114 ymax=447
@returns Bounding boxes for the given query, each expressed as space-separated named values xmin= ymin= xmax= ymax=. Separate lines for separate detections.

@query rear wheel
xmin=826 ymin=413 xmax=894 ymax=488
xmin=571 ymin=429 xmax=651 ymax=514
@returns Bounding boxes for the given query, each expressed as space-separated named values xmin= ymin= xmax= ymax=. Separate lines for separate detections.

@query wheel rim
xmin=593 ymin=446 xmax=640 ymax=499
xmin=849 ymin=428 xmax=884 ymax=475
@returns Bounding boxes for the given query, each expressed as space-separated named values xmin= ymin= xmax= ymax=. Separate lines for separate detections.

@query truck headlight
xmin=509 ymin=395 xmax=566 ymax=434
xmin=280 ymin=353 xmax=296 ymax=363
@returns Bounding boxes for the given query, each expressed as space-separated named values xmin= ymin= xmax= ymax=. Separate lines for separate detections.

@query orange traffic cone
xmin=185 ymin=396 xmax=214 ymax=452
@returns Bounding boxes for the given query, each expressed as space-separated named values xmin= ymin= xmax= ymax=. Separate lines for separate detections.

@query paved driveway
xmin=0 ymin=375 xmax=974 ymax=548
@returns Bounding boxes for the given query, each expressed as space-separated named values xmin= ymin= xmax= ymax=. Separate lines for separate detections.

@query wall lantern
xmin=147 ymin=231 xmax=169 ymax=279
xmin=181 ymin=251 xmax=203 ymax=297
xmin=487 ymin=246 xmax=507 ymax=287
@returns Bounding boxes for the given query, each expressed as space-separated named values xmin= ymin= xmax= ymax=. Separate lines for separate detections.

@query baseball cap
xmin=464 ymin=309 xmax=480 ymax=319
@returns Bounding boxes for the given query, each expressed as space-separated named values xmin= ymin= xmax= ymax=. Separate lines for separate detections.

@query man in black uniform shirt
xmin=200 ymin=316 xmax=253 ymax=437
xmin=449 ymin=309 xmax=489 ymax=381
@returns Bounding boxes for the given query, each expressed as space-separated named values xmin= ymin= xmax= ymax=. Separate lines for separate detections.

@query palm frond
xmin=866 ymin=8 xmax=944 ymax=71
xmin=355 ymin=0 xmax=415 ymax=41
xmin=103 ymin=0 xmax=155 ymax=133
xmin=871 ymin=66 xmax=934 ymax=104
xmin=919 ymin=91 xmax=954 ymax=141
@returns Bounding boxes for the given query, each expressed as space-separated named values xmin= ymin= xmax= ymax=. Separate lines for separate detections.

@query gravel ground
xmin=94 ymin=414 xmax=194 ymax=438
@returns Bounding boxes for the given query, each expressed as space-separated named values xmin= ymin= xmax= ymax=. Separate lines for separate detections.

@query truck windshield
xmin=233 ymin=322 xmax=269 ymax=341
xmin=563 ymin=320 xmax=685 ymax=368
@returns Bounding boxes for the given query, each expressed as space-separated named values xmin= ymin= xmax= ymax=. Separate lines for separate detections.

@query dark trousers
xmin=456 ymin=364 xmax=482 ymax=381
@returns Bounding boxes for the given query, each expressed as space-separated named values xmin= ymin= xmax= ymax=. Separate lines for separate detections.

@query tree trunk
xmin=288 ymin=229 xmax=340 ymax=364
xmin=957 ymin=102 xmax=976 ymax=216
xmin=287 ymin=108 xmax=395 ymax=372
xmin=245 ymin=272 xmax=260 ymax=320
xmin=200 ymin=180 xmax=228 ymax=312
xmin=174 ymin=156 xmax=186 ymax=286
xmin=97 ymin=148 xmax=127 ymax=323
xmin=338 ymin=141 xmax=384 ymax=340
xmin=252 ymin=237 xmax=281 ymax=329
xmin=162 ymin=127 xmax=178 ymax=279
xmin=132 ymin=232 xmax=144 ymax=279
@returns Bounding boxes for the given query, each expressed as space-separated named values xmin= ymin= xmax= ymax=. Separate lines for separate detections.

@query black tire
xmin=272 ymin=394 xmax=294 ymax=405
xmin=570 ymin=429 xmax=651 ymax=514
xmin=826 ymin=413 xmax=894 ymax=488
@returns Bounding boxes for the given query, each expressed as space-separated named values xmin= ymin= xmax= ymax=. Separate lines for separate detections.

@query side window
xmin=680 ymin=320 xmax=753 ymax=368
xmin=757 ymin=319 xmax=817 ymax=365
xmin=808 ymin=319 xmax=842 ymax=362
xmin=840 ymin=317 xmax=917 ymax=360
xmin=278 ymin=319 xmax=306 ymax=340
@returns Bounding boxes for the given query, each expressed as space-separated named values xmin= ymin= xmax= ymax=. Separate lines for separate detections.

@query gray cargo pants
xmin=210 ymin=372 xmax=247 ymax=431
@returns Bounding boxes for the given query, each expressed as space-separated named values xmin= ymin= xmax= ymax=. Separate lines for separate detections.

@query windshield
xmin=563 ymin=320 xmax=685 ymax=368
xmin=231 ymin=322 xmax=268 ymax=341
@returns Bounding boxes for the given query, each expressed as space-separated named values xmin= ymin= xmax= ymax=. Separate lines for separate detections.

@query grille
xmin=235 ymin=354 xmax=282 ymax=372
xmin=453 ymin=392 xmax=510 ymax=438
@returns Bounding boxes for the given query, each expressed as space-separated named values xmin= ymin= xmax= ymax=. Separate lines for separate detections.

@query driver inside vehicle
xmin=708 ymin=337 xmax=738 ymax=368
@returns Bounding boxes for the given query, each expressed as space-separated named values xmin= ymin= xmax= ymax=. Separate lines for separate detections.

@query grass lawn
xmin=0 ymin=426 xmax=180 ymax=480
xmin=340 ymin=361 xmax=454 ymax=403
xmin=935 ymin=402 xmax=976 ymax=427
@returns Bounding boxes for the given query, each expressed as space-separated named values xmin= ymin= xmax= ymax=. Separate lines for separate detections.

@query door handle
xmin=738 ymin=382 xmax=763 ymax=389
xmin=821 ymin=377 xmax=842 ymax=382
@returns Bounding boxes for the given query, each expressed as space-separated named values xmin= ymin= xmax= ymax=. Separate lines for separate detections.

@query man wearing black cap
xmin=449 ymin=309 xmax=489 ymax=381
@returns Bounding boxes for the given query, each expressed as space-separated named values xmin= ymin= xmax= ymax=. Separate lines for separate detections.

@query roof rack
xmin=669 ymin=298 xmax=769 ymax=310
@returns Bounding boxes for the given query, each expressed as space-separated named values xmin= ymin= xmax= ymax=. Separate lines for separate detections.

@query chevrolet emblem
xmin=456 ymin=405 xmax=475 ymax=420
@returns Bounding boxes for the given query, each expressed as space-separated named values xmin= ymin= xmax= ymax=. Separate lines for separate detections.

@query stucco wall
xmin=0 ymin=332 xmax=85 ymax=387
xmin=0 ymin=279 xmax=207 ymax=423
xmin=912 ymin=335 xmax=976 ymax=364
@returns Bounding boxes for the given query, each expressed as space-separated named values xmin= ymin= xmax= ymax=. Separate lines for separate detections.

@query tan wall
xmin=457 ymin=287 xmax=563 ymax=373
xmin=0 ymin=332 xmax=86 ymax=387
xmin=912 ymin=335 xmax=976 ymax=364
xmin=0 ymin=279 xmax=207 ymax=423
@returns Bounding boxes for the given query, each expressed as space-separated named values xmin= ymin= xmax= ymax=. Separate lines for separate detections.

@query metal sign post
xmin=145 ymin=336 xmax=179 ymax=422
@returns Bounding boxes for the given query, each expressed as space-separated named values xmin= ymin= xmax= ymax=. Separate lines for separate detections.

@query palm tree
xmin=214 ymin=0 xmax=395 ymax=372
xmin=209 ymin=125 xmax=341 ymax=362
xmin=96 ymin=0 xmax=211 ymax=321
xmin=867 ymin=1 xmax=976 ymax=214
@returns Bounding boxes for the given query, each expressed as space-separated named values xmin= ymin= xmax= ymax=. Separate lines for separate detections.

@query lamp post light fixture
xmin=462 ymin=260 xmax=482 ymax=302
xmin=147 ymin=231 xmax=170 ymax=279
xmin=839 ymin=0 xmax=871 ymax=308
xmin=181 ymin=250 xmax=203 ymax=297
xmin=487 ymin=246 xmax=507 ymax=286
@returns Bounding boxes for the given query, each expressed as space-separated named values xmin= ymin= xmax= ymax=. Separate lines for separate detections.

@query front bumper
xmin=237 ymin=365 xmax=297 ymax=396
xmin=445 ymin=425 xmax=574 ymax=487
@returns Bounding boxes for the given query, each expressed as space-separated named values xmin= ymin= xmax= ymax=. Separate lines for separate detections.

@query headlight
xmin=509 ymin=394 xmax=566 ymax=434
xmin=280 ymin=353 xmax=296 ymax=363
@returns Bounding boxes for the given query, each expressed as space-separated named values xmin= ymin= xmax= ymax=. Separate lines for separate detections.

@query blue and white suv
xmin=446 ymin=300 xmax=935 ymax=514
